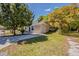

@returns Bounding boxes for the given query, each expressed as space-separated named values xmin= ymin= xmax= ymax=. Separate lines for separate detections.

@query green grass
xmin=0 ymin=32 xmax=68 ymax=56
xmin=64 ymin=32 xmax=79 ymax=37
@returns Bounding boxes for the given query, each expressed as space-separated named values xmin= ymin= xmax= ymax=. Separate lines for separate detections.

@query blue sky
xmin=28 ymin=3 xmax=70 ymax=20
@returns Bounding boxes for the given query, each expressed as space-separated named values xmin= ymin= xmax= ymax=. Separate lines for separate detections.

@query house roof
xmin=31 ymin=21 xmax=49 ymax=26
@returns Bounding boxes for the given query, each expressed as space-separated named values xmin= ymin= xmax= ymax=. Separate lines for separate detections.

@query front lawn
xmin=0 ymin=32 xmax=68 ymax=56
xmin=64 ymin=32 xmax=79 ymax=43
xmin=64 ymin=32 xmax=79 ymax=37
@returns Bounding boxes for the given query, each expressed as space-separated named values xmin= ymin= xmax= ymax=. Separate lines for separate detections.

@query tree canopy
xmin=38 ymin=15 xmax=48 ymax=22
xmin=48 ymin=4 xmax=79 ymax=33
xmin=0 ymin=3 xmax=34 ymax=35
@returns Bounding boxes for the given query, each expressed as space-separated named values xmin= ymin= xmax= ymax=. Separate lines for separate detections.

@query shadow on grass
xmin=46 ymin=31 xmax=54 ymax=34
xmin=62 ymin=32 xmax=79 ymax=37
xmin=17 ymin=36 xmax=48 ymax=44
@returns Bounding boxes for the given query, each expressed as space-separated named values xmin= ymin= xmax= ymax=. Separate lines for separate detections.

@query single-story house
xmin=27 ymin=21 xmax=50 ymax=34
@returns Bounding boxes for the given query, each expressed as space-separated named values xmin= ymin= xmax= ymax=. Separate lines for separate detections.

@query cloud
xmin=44 ymin=8 xmax=51 ymax=12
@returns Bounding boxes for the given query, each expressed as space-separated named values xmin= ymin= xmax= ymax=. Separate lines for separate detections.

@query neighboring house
xmin=28 ymin=21 xmax=50 ymax=34
xmin=0 ymin=25 xmax=5 ymax=36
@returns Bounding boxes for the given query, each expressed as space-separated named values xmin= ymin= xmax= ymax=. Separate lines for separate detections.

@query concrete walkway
xmin=67 ymin=37 xmax=79 ymax=56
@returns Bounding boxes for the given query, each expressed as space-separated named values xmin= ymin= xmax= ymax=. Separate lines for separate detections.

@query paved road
xmin=0 ymin=34 xmax=43 ymax=50
xmin=67 ymin=37 xmax=79 ymax=56
xmin=0 ymin=34 xmax=43 ymax=44
xmin=0 ymin=33 xmax=45 ymax=56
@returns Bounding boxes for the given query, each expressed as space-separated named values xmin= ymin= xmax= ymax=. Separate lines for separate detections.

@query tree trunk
xmin=21 ymin=30 xmax=25 ymax=35
xmin=13 ymin=29 xmax=16 ymax=35
xmin=12 ymin=27 xmax=16 ymax=35
xmin=77 ymin=28 xmax=79 ymax=32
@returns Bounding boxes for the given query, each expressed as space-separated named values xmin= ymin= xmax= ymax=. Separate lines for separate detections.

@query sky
xmin=28 ymin=3 xmax=70 ymax=21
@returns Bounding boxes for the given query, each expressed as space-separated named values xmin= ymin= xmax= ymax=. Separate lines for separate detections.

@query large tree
xmin=0 ymin=3 xmax=34 ymax=35
xmin=48 ymin=4 xmax=79 ymax=33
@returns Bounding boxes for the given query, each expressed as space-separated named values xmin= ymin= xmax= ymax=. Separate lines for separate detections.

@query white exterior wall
xmin=0 ymin=30 xmax=4 ymax=36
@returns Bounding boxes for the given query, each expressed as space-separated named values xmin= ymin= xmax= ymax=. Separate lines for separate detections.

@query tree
xmin=38 ymin=15 xmax=48 ymax=22
xmin=69 ymin=14 xmax=79 ymax=32
xmin=0 ymin=3 xmax=34 ymax=35
xmin=48 ymin=5 xmax=79 ymax=33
